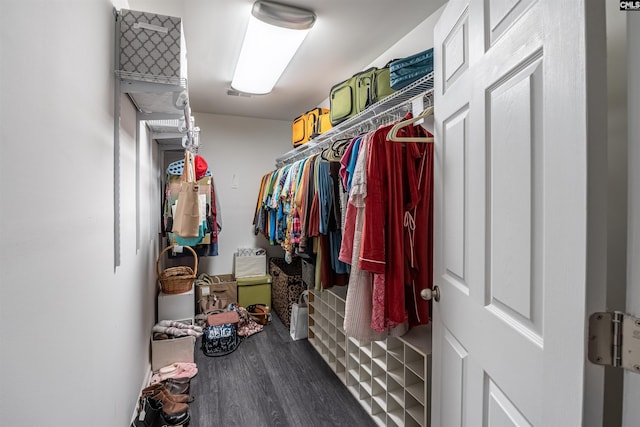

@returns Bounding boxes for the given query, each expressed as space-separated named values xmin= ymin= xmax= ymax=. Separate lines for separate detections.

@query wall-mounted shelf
xmin=116 ymin=71 xmax=189 ymax=120
xmin=145 ymin=118 xmax=201 ymax=151
xmin=309 ymin=287 xmax=432 ymax=427
xmin=112 ymin=8 xmax=197 ymax=267
xmin=275 ymin=72 xmax=434 ymax=167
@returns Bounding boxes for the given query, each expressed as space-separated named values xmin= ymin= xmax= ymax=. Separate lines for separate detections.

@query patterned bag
xmin=201 ymin=310 xmax=240 ymax=357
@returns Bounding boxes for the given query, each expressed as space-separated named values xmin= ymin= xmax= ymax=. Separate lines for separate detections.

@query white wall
xmin=623 ymin=12 xmax=640 ymax=427
xmin=0 ymin=1 xmax=160 ymax=426
xmin=184 ymin=113 xmax=290 ymax=275
xmin=603 ymin=2 xmax=628 ymax=425
xmin=365 ymin=4 xmax=445 ymax=70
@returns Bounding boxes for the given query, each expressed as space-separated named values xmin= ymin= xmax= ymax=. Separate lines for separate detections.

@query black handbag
xmin=201 ymin=310 xmax=241 ymax=357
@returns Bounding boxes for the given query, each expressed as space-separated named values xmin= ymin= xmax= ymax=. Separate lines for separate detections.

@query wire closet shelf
xmin=275 ymin=71 xmax=434 ymax=167
xmin=116 ymin=71 xmax=199 ymax=150
xmin=146 ymin=118 xmax=201 ymax=152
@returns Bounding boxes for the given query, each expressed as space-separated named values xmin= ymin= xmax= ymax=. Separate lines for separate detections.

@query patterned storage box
xmin=119 ymin=9 xmax=187 ymax=79
xmin=269 ymin=258 xmax=305 ymax=328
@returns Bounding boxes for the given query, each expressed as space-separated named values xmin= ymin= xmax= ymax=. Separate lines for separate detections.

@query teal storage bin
xmin=389 ymin=48 xmax=434 ymax=90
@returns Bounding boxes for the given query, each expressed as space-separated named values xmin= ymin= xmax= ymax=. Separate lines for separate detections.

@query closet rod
xmin=278 ymin=101 xmax=421 ymax=166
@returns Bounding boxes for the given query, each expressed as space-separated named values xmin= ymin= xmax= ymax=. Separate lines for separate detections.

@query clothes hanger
xmin=320 ymin=147 xmax=331 ymax=161
xmin=319 ymin=138 xmax=350 ymax=162
xmin=330 ymin=138 xmax=350 ymax=158
xmin=386 ymin=106 xmax=434 ymax=143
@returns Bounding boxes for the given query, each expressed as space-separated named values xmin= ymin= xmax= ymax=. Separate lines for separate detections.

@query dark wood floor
xmin=189 ymin=312 xmax=377 ymax=427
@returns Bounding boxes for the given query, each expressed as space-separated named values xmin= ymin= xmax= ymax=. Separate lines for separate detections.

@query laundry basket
xmin=157 ymin=245 xmax=198 ymax=294
xmin=269 ymin=257 xmax=305 ymax=328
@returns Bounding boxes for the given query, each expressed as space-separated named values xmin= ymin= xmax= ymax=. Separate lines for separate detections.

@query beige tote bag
xmin=172 ymin=151 xmax=201 ymax=237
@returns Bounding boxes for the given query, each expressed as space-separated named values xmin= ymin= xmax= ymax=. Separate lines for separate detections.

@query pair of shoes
xmin=141 ymin=384 xmax=192 ymax=416
xmin=131 ymin=396 xmax=190 ymax=427
xmin=151 ymin=362 xmax=198 ymax=384
xmin=142 ymin=383 xmax=192 ymax=404
xmin=162 ymin=377 xmax=190 ymax=395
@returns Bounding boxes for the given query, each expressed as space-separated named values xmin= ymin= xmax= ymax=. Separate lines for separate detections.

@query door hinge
xmin=588 ymin=311 xmax=640 ymax=373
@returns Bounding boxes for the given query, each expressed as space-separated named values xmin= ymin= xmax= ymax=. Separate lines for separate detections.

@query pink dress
xmin=342 ymin=134 xmax=387 ymax=341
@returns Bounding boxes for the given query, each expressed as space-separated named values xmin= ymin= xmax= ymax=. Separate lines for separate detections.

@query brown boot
xmin=142 ymin=383 xmax=191 ymax=403
xmin=162 ymin=377 xmax=190 ymax=395
xmin=141 ymin=387 xmax=189 ymax=415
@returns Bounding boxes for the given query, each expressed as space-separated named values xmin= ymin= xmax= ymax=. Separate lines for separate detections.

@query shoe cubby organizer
xmin=308 ymin=287 xmax=432 ymax=427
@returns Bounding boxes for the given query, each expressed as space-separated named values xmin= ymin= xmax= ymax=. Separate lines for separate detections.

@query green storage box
xmin=237 ymin=274 xmax=272 ymax=308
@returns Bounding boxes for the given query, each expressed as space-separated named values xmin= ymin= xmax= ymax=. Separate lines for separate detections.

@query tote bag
xmin=290 ymin=290 xmax=309 ymax=341
xmin=202 ymin=310 xmax=241 ymax=357
xmin=172 ymin=151 xmax=201 ymax=238
xmin=196 ymin=273 xmax=238 ymax=314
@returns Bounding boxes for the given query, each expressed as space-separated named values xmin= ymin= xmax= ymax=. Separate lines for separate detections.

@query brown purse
xmin=247 ymin=304 xmax=272 ymax=325
xmin=206 ymin=310 xmax=240 ymax=326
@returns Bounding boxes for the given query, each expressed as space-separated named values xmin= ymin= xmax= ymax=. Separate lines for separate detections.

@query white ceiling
xmin=128 ymin=0 xmax=444 ymax=121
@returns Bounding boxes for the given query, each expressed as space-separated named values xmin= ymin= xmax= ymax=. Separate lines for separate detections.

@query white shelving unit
xmin=309 ymin=287 xmax=432 ymax=427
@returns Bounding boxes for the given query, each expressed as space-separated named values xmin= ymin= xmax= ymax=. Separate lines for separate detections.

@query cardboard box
xmin=234 ymin=254 xmax=266 ymax=278
xmin=151 ymin=334 xmax=195 ymax=371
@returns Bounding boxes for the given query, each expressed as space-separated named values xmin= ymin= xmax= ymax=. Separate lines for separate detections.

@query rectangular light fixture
xmin=231 ymin=1 xmax=316 ymax=95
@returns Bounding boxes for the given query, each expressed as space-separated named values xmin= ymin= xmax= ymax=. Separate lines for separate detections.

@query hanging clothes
xmin=340 ymin=133 xmax=392 ymax=341
xmin=253 ymin=111 xmax=434 ymax=339
xmin=163 ymin=153 xmax=221 ymax=256
xmin=359 ymin=115 xmax=432 ymax=329
xmin=252 ymin=154 xmax=349 ymax=282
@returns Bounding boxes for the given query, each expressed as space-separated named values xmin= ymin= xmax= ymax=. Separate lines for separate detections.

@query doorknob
xmin=420 ymin=286 xmax=440 ymax=302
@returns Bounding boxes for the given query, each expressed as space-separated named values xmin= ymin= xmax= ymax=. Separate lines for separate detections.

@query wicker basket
xmin=157 ymin=245 xmax=198 ymax=294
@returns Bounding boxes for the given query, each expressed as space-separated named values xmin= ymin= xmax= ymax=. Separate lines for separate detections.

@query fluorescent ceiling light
xmin=231 ymin=1 xmax=316 ymax=95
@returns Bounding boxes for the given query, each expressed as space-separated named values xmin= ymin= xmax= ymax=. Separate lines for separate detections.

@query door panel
xmin=443 ymin=107 xmax=468 ymax=284
xmin=486 ymin=0 xmax=536 ymax=47
xmin=486 ymin=55 xmax=543 ymax=340
xmin=442 ymin=8 xmax=468 ymax=92
xmin=441 ymin=328 xmax=468 ymax=427
xmin=484 ymin=375 xmax=532 ymax=427
xmin=432 ymin=0 xmax=606 ymax=425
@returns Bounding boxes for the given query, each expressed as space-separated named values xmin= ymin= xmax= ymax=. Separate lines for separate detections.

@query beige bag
xmin=196 ymin=274 xmax=238 ymax=313
xmin=172 ymin=151 xmax=200 ymax=237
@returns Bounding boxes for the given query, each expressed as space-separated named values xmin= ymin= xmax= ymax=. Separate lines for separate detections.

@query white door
xmin=431 ymin=0 xmax=607 ymax=426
